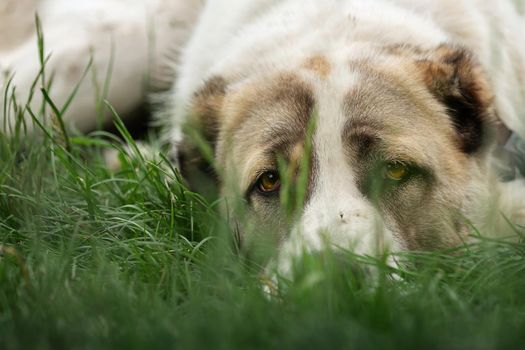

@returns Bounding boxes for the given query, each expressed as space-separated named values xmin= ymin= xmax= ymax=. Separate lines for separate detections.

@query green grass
xmin=2 ymin=31 xmax=525 ymax=350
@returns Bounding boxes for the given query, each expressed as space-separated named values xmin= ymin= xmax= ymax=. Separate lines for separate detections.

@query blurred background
xmin=0 ymin=0 xmax=202 ymax=136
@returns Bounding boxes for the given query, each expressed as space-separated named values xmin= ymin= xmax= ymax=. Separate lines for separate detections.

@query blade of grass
xmin=40 ymin=88 xmax=71 ymax=152
xmin=59 ymin=57 xmax=94 ymax=116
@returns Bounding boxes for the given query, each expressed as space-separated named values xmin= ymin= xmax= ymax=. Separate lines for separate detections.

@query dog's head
xmin=180 ymin=44 xmax=498 ymax=262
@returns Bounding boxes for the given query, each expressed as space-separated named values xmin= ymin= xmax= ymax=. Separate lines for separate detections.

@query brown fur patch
xmin=179 ymin=76 xmax=228 ymax=185
xmin=302 ymin=55 xmax=331 ymax=79
xmin=415 ymin=45 xmax=496 ymax=154
xmin=189 ymin=76 xmax=228 ymax=145
xmin=215 ymin=72 xmax=315 ymax=206
xmin=221 ymin=73 xmax=315 ymax=147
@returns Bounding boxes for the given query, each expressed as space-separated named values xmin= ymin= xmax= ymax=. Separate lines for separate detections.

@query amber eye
xmin=257 ymin=171 xmax=281 ymax=193
xmin=383 ymin=162 xmax=409 ymax=182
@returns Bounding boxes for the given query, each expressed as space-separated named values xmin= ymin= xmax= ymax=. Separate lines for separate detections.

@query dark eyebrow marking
xmin=342 ymin=120 xmax=381 ymax=158
xmin=240 ymin=72 xmax=317 ymax=152
xmin=231 ymin=73 xmax=316 ymax=134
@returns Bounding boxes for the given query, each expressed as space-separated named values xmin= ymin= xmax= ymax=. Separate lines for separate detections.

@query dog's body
xmin=0 ymin=0 xmax=201 ymax=132
xmin=2 ymin=0 xmax=525 ymax=273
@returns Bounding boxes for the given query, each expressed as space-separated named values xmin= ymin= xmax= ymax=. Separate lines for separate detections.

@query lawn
xmin=1 ymin=33 xmax=525 ymax=350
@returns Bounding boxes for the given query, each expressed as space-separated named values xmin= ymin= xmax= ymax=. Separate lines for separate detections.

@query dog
xmin=2 ymin=0 xmax=525 ymax=276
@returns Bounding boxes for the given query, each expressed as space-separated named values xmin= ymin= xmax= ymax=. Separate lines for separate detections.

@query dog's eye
xmin=383 ymin=162 xmax=409 ymax=182
xmin=257 ymin=171 xmax=281 ymax=193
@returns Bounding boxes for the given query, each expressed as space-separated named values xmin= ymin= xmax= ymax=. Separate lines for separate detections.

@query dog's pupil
xmin=261 ymin=173 xmax=278 ymax=189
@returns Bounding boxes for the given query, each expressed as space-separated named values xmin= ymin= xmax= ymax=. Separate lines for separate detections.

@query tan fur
xmin=189 ymin=76 xmax=227 ymax=144
xmin=220 ymin=75 xmax=314 ymax=194
xmin=302 ymin=55 xmax=331 ymax=79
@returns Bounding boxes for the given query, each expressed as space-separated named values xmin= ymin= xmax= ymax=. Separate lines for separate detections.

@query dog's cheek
xmin=379 ymin=179 xmax=464 ymax=250
xmin=233 ymin=202 xmax=289 ymax=264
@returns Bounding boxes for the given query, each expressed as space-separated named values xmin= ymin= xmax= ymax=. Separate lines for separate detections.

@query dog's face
xmin=183 ymin=45 xmax=497 ymax=261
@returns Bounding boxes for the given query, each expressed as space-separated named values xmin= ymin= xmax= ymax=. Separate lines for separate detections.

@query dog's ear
xmin=187 ymin=76 xmax=228 ymax=148
xmin=416 ymin=45 xmax=497 ymax=154
xmin=177 ymin=76 xmax=227 ymax=189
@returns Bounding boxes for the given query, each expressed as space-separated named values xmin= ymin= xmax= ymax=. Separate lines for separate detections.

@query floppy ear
xmin=187 ymin=76 xmax=228 ymax=148
xmin=416 ymin=45 xmax=497 ymax=154
xmin=178 ymin=76 xmax=227 ymax=188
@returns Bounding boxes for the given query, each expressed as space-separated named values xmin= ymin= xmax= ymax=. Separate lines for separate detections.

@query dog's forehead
xmin=218 ymin=56 xmax=467 ymax=191
xmin=339 ymin=64 xmax=457 ymax=155
xmin=226 ymin=62 xmax=453 ymax=152
xmin=223 ymin=73 xmax=315 ymax=151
